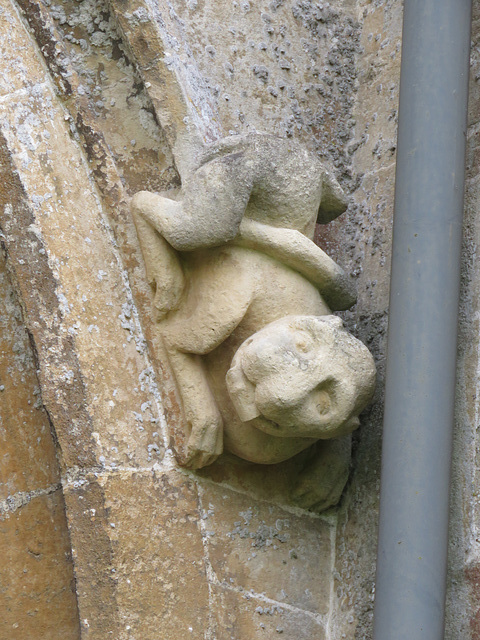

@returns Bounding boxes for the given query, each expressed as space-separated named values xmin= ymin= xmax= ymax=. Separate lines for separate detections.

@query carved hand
xmin=184 ymin=412 xmax=224 ymax=469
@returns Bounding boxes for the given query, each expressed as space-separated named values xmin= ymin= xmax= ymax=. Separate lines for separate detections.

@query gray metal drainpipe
xmin=372 ymin=1 xmax=472 ymax=639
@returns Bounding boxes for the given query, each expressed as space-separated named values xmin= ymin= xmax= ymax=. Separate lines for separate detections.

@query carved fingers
xmin=131 ymin=193 xmax=185 ymax=317
xmin=163 ymin=347 xmax=224 ymax=468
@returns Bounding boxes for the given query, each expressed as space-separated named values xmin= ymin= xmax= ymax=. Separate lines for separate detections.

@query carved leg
xmin=160 ymin=257 xmax=254 ymax=468
xmin=291 ymin=436 xmax=352 ymax=512
xmin=131 ymin=150 xmax=253 ymax=252
xmin=236 ymin=219 xmax=356 ymax=311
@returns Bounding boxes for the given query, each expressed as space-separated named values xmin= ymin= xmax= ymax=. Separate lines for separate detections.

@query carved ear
xmin=225 ymin=363 xmax=261 ymax=422
xmin=317 ymin=170 xmax=349 ymax=224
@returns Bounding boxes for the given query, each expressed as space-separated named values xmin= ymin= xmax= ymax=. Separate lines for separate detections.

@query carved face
xmin=226 ymin=316 xmax=376 ymax=440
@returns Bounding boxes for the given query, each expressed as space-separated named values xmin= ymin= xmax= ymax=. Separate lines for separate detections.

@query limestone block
xmin=0 ymin=247 xmax=79 ymax=638
xmin=209 ymin=585 xmax=327 ymax=640
xmin=0 ymin=490 xmax=80 ymax=640
xmin=199 ymin=482 xmax=332 ymax=615
xmin=63 ymin=470 xmax=210 ymax=639
xmin=0 ymin=252 xmax=60 ymax=497
xmin=196 ymin=453 xmax=309 ymax=509
xmin=60 ymin=479 xmax=118 ymax=638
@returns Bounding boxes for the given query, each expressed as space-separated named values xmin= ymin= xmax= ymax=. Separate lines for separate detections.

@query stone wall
xmin=1 ymin=0 xmax=480 ymax=638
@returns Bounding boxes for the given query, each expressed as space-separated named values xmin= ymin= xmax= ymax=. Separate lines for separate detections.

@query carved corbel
xmin=131 ymin=133 xmax=376 ymax=509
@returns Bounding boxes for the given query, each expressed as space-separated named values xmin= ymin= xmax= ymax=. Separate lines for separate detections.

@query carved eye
xmin=314 ymin=388 xmax=332 ymax=415
xmin=293 ymin=329 xmax=314 ymax=354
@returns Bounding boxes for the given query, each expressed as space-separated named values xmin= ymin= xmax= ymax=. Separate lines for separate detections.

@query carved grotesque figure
xmin=225 ymin=315 xmax=375 ymax=458
xmin=131 ymin=133 xmax=376 ymax=509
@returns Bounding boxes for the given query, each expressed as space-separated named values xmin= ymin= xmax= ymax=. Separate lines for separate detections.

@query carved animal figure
xmin=131 ymin=134 xmax=375 ymax=509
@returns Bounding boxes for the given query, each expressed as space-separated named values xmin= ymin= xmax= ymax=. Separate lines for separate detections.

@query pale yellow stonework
xmin=1 ymin=0 xmax=479 ymax=638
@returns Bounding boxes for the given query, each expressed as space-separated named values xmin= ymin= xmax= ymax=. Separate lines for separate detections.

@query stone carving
xmin=226 ymin=315 xmax=375 ymax=450
xmin=131 ymin=133 xmax=375 ymax=505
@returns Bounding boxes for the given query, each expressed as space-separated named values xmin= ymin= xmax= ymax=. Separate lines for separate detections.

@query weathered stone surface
xmin=464 ymin=563 xmax=480 ymax=639
xmin=0 ymin=490 xmax=80 ymax=640
xmin=14 ymin=0 xmax=187 ymax=473
xmin=0 ymin=0 xmax=166 ymax=471
xmin=6 ymin=0 xmax=480 ymax=637
xmin=199 ymin=482 xmax=333 ymax=615
xmin=0 ymin=247 xmax=80 ymax=637
xmin=64 ymin=470 xmax=209 ymax=639
xmin=0 ymin=1 xmax=48 ymax=96
xmin=209 ymin=585 xmax=327 ymax=640
xmin=196 ymin=452 xmax=301 ymax=508
xmin=17 ymin=0 xmax=179 ymax=192
xmin=444 ymin=4 xmax=480 ymax=628
xmin=61 ymin=478 xmax=118 ymax=638
xmin=109 ymin=0 xmax=365 ymax=207
xmin=0 ymin=251 xmax=60 ymax=497
xmin=110 ymin=0 xmax=220 ymax=176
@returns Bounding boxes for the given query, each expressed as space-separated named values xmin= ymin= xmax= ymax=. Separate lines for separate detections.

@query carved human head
xmin=226 ymin=316 xmax=376 ymax=439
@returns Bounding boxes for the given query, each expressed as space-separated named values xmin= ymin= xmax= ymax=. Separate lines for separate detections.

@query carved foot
xmin=150 ymin=277 xmax=184 ymax=321
xmin=291 ymin=438 xmax=351 ymax=512
xmin=184 ymin=414 xmax=224 ymax=469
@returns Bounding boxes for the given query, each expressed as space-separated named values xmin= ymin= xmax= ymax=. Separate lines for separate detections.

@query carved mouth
xmin=251 ymin=415 xmax=297 ymax=438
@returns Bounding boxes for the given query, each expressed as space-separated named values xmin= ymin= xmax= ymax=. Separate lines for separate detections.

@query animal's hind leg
xmin=131 ymin=195 xmax=184 ymax=319
xmin=160 ymin=266 xmax=254 ymax=468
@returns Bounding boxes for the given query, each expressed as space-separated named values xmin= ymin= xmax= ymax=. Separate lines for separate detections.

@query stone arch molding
xmin=0 ymin=0 xmax=377 ymax=636
xmin=0 ymin=0 xmax=376 ymax=518
xmin=132 ymin=132 xmax=376 ymax=505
